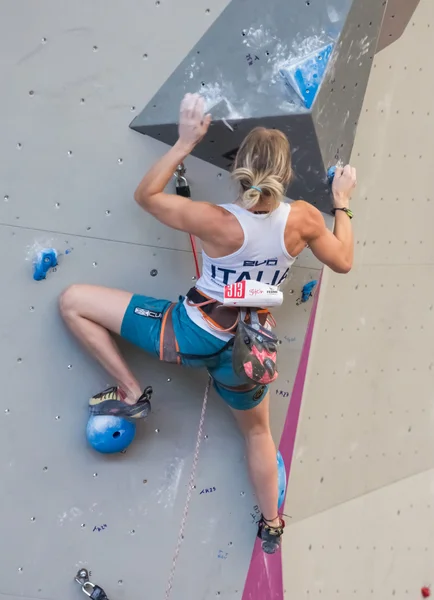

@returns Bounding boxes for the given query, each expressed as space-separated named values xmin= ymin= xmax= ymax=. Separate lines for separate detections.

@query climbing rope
xmin=175 ymin=163 xmax=201 ymax=280
xmin=164 ymin=376 xmax=211 ymax=600
xmin=163 ymin=167 xmax=210 ymax=599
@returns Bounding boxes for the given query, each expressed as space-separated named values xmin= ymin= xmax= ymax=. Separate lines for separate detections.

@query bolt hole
xmin=113 ymin=431 xmax=121 ymax=438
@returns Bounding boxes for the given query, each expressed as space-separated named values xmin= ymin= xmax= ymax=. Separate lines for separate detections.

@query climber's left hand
xmin=178 ymin=93 xmax=212 ymax=151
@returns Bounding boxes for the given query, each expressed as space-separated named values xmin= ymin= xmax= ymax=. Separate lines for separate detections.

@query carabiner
xmin=82 ymin=581 xmax=109 ymax=600
xmin=175 ymin=163 xmax=186 ymax=178
xmin=82 ymin=582 xmax=96 ymax=598
xmin=176 ymin=175 xmax=189 ymax=188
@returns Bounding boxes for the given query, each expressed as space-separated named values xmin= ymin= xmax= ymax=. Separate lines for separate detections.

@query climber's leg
xmin=207 ymin=347 xmax=285 ymax=554
xmin=59 ymin=284 xmax=171 ymax=418
xmin=229 ymin=392 xmax=279 ymax=523
xmin=230 ymin=393 xmax=285 ymax=553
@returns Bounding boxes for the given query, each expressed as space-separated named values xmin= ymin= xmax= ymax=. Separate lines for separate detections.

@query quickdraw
xmin=75 ymin=569 xmax=109 ymax=600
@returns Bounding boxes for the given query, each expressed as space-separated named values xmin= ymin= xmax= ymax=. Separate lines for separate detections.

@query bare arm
xmin=307 ymin=210 xmax=354 ymax=273
xmin=134 ymin=93 xmax=218 ymax=239
xmin=305 ymin=165 xmax=356 ymax=273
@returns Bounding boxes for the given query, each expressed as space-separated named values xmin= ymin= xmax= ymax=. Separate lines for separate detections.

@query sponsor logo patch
xmin=253 ymin=386 xmax=266 ymax=401
xmin=134 ymin=307 xmax=163 ymax=319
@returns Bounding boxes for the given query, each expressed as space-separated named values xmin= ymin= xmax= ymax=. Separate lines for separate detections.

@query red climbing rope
xmin=189 ymin=233 xmax=201 ymax=281
xmin=175 ymin=163 xmax=201 ymax=281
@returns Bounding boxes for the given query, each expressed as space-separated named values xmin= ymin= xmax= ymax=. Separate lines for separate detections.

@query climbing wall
xmin=282 ymin=0 xmax=434 ymax=596
xmin=0 ymin=2 xmax=321 ymax=599
xmin=130 ymin=0 xmax=388 ymax=213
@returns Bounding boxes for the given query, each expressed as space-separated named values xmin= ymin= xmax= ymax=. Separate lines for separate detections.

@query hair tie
xmin=250 ymin=185 xmax=262 ymax=193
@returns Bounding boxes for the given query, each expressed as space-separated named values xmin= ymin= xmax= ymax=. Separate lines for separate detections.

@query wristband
xmin=331 ymin=207 xmax=353 ymax=219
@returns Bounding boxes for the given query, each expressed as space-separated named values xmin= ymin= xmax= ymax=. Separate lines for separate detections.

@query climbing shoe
xmin=257 ymin=516 xmax=285 ymax=554
xmin=88 ymin=385 xmax=152 ymax=420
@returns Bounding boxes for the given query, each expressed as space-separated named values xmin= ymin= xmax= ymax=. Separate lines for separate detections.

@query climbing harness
xmin=75 ymin=569 xmax=109 ymax=600
xmin=160 ymin=286 xmax=280 ymax=385
xmin=167 ymin=286 xmax=280 ymax=385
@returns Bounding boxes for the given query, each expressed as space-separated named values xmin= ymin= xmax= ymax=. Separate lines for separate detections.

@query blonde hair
xmin=231 ymin=127 xmax=293 ymax=211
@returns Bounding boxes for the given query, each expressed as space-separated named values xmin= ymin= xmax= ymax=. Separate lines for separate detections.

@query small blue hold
xmin=33 ymin=248 xmax=58 ymax=281
xmin=327 ymin=166 xmax=336 ymax=184
xmin=301 ymin=280 xmax=318 ymax=303
xmin=86 ymin=415 xmax=136 ymax=454
xmin=277 ymin=451 xmax=287 ymax=510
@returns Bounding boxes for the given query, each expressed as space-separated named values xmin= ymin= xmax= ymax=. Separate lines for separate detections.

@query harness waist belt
xmin=185 ymin=287 xmax=269 ymax=330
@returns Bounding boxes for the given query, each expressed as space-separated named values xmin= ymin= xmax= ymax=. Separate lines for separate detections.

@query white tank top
xmin=184 ymin=201 xmax=296 ymax=341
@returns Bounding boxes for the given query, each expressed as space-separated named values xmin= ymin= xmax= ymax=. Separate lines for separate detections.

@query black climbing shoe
xmin=88 ymin=385 xmax=152 ymax=420
xmin=257 ymin=516 xmax=285 ymax=554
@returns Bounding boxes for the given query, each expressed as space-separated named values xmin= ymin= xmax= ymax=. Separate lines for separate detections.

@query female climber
xmin=59 ymin=92 xmax=356 ymax=554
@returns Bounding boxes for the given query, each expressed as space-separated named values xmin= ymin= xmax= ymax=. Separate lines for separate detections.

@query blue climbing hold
xmin=86 ymin=415 xmax=136 ymax=454
xmin=280 ymin=42 xmax=334 ymax=109
xmin=301 ymin=280 xmax=318 ymax=303
xmin=327 ymin=166 xmax=336 ymax=184
xmin=277 ymin=451 xmax=287 ymax=510
xmin=33 ymin=248 xmax=58 ymax=281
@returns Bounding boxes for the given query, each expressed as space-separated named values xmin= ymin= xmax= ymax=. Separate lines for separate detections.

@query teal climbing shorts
xmin=120 ymin=294 xmax=268 ymax=411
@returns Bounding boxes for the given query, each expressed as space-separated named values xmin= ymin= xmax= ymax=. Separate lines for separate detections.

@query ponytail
xmin=231 ymin=127 xmax=292 ymax=212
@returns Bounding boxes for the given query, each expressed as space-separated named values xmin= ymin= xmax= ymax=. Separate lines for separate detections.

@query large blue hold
xmin=280 ymin=42 xmax=334 ymax=109
xmin=277 ymin=451 xmax=287 ymax=510
xmin=86 ymin=415 xmax=136 ymax=454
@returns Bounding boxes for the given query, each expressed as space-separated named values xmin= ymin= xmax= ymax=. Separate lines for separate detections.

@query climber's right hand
xmin=332 ymin=164 xmax=357 ymax=209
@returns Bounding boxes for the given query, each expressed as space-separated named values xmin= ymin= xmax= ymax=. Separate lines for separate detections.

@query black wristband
xmin=331 ymin=207 xmax=353 ymax=219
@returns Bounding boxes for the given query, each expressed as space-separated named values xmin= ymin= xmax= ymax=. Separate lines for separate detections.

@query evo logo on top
xmin=210 ymin=259 xmax=290 ymax=287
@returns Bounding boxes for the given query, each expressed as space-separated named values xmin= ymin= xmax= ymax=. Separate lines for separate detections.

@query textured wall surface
xmin=0 ymin=2 xmax=320 ymax=599
xmin=282 ymin=0 xmax=434 ymax=596
xmin=2 ymin=0 xmax=423 ymax=597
